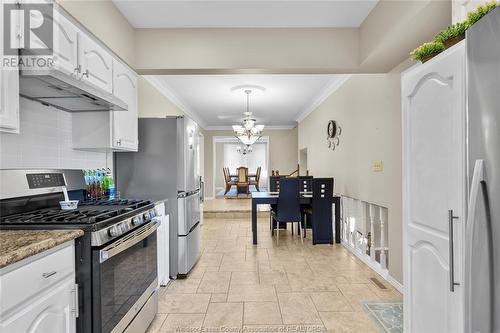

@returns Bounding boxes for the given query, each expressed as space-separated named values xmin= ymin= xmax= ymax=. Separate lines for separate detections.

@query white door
xmin=0 ymin=3 xmax=20 ymax=134
xmin=112 ymin=60 xmax=138 ymax=151
xmin=402 ymin=42 xmax=466 ymax=333
xmin=0 ymin=279 xmax=77 ymax=333
xmin=77 ymin=33 xmax=113 ymax=93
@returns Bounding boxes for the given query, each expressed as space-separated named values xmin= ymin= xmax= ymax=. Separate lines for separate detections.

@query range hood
xmin=19 ymin=69 xmax=127 ymax=112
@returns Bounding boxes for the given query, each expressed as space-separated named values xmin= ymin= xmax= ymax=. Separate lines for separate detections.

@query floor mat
xmin=361 ymin=301 xmax=403 ymax=333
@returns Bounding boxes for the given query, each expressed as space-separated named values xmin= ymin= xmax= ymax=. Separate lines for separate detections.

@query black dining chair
xmin=270 ymin=178 xmax=302 ymax=245
xmin=302 ymin=178 xmax=334 ymax=244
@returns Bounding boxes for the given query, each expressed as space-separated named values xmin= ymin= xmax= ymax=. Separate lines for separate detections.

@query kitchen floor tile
xmin=160 ymin=314 xmax=204 ymax=333
xmin=158 ymin=294 xmax=210 ymax=314
xmin=227 ymin=284 xmax=277 ymax=302
xmin=202 ymin=302 xmax=243 ymax=330
xmin=277 ymin=292 xmax=322 ymax=324
xmin=244 ymin=302 xmax=282 ymax=325
xmin=319 ymin=311 xmax=379 ymax=333
xmin=310 ymin=292 xmax=354 ymax=312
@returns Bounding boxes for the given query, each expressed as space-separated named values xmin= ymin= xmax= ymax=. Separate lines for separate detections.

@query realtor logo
xmin=3 ymin=3 xmax=53 ymax=56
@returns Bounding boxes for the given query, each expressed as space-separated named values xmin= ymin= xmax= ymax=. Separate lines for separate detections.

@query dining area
xmin=223 ymin=166 xmax=262 ymax=197
xmin=252 ymin=176 xmax=341 ymax=246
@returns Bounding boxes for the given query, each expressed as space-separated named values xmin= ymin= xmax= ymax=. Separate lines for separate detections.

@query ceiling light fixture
xmin=232 ymin=89 xmax=264 ymax=147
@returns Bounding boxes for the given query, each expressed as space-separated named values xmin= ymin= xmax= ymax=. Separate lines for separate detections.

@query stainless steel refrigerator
xmin=114 ymin=117 xmax=203 ymax=278
xmin=466 ymin=7 xmax=500 ymax=333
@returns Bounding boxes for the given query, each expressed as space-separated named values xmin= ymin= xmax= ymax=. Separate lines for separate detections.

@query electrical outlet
xmin=373 ymin=160 xmax=383 ymax=172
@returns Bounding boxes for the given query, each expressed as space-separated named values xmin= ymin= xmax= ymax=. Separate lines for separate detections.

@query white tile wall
xmin=0 ymin=98 xmax=112 ymax=170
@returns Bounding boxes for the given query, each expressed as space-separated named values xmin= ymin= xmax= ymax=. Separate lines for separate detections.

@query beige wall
xmin=137 ymin=78 xmax=184 ymax=118
xmin=298 ymin=60 xmax=411 ymax=284
xmin=204 ymin=129 xmax=298 ymax=198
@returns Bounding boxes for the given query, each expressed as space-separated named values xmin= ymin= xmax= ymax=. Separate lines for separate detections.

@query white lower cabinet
xmin=0 ymin=242 xmax=78 ymax=333
xmin=402 ymin=42 xmax=466 ymax=332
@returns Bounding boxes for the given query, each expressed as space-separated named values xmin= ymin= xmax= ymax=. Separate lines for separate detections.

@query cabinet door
xmin=77 ymin=33 xmax=113 ymax=93
xmin=0 ymin=279 xmax=77 ymax=333
xmin=402 ymin=42 xmax=466 ymax=333
xmin=112 ymin=60 xmax=138 ymax=151
xmin=0 ymin=4 xmax=20 ymax=134
xmin=27 ymin=8 xmax=78 ymax=76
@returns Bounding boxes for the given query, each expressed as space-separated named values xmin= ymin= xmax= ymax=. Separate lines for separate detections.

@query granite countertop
xmin=0 ymin=229 xmax=84 ymax=269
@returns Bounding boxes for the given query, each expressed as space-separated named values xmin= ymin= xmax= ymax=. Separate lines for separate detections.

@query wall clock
xmin=326 ymin=120 xmax=341 ymax=150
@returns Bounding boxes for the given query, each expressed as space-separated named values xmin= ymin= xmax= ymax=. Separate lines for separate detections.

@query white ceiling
xmin=146 ymin=74 xmax=350 ymax=129
xmin=112 ymin=1 xmax=378 ymax=28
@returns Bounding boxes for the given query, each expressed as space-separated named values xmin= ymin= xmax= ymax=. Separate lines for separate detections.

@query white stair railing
xmin=340 ymin=196 xmax=389 ymax=274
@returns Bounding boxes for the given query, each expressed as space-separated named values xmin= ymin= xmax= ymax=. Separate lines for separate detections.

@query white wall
xmin=298 ymin=61 xmax=411 ymax=284
xmin=0 ymin=99 xmax=111 ymax=170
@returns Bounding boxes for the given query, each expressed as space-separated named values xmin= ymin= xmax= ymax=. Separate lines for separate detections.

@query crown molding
xmin=295 ymin=74 xmax=352 ymax=123
xmin=205 ymin=125 xmax=296 ymax=131
xmin=142 ymin=76 xmax=207 ymax=129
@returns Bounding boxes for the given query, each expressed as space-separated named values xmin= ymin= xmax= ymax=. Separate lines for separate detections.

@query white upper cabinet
xmin=112 ymin=60 xmax=138 ymax=151
xmin=0 ymin=3 xmax=20 ymax=134
xmin=402 ymin=42 xmax=466 ymax=333
xmin=52 ymin=11 xmax=79 ymax=76
xmin=77 ymin=33 xmax=113 ymax=94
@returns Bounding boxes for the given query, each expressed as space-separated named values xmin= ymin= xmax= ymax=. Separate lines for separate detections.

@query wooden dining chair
xmin=249 ymin=166 xmax=261 ymax=191
xmin=270 ymin=178 xmax=302 ymax=245
xmin=236 ymin=167 xmax=249 ymax=196
xmin=223 ymin=167 xmax=237 ymax=195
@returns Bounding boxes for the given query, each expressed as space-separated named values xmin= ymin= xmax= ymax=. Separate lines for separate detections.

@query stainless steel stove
xmin=0 ymin=170 xmax=159 ymax=333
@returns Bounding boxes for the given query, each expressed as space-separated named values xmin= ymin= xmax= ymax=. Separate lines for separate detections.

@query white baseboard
xmin=341 ymin=241 xmax=404 ymax=294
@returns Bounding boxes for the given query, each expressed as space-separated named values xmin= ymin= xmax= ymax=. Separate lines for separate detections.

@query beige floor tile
xmin=227 ymin=284 xmax=277 ymax=302
xmin=319 ymin=311 xmax=379 ymax=333
xmin=310 ymin=292 xmax=354 ymax=312
xmin=146 ymin=314 xmax=167 ymax=333
xmin=259 ymin=268 xmax=289 ymax=285
xmin=277 ymin=293 xmax=322 ymax=324
xmin=165 ymin=279 xmax=201 ymax=294
xmin=197 ymin=279 xmax=230 ymax=293
xmin=158 ymin=294 xmax=211 ymax=314
xmin=244 ymin=302 xmax=283 ymax=325
xmin=210 ymin=293 xmax=228 ymax=302
xmin=231 ymin=271 xmax=260 ymax=285
xmin=160 ymin=314 xmax=204 ymax=332
xmin=202 ymin=302 xmax=243 ymax=330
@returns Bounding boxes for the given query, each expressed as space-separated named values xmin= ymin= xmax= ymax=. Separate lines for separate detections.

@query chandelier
xmin=236 ymin=145 xmax=252 ymax=155
xmin=232 ymin=90 xmax=264 ymax=146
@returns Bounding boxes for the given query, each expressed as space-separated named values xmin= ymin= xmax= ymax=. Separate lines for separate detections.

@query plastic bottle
xmin=107 ymin=168 xmax=116 ymax=200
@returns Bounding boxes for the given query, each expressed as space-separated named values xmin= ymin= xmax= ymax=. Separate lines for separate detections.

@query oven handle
xmin=99 ymin=219 xmax=160 ymax=263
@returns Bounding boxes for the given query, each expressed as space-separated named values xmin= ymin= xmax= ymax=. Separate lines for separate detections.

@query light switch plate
xmin=373 ymin=160 xmax=383 ymax=172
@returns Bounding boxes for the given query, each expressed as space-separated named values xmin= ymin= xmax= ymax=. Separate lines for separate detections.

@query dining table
xmin=251 ymin=191 xmax=342 ymax=245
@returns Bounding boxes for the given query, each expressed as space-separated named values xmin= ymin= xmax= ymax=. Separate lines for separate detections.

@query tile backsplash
xmin=0 ymin=98 xmax=112 ymax=170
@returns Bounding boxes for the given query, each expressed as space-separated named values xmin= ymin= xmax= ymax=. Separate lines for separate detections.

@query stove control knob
xmin=108 ymin=225 xmax=122 ymax=237
xmin=132 ymin=216 xmax=143 ymax=226
xmin=143 ymin=213 xmax=150 ymax=222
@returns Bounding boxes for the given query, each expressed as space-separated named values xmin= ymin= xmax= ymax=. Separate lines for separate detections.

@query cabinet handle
xmin=74 ymin=65 xmax=81 ymax=76
xmin=449 ymin=209 xmax=460 ymax=292
xmin=82 ymin=70 xmax=89 ymax=79
xmin=116 ymin=139 xmax=122 ymax=146
xmin=72 ymin=283 xmax=79 ymax=318
xmin=42 ymin=271 xmax=57 ymax=278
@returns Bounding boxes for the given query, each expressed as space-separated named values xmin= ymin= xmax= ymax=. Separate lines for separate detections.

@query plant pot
xmin=421 ymin=53 xmax=440 ymax=63
xmin=444 ymin=33 xmax=465 ymax=49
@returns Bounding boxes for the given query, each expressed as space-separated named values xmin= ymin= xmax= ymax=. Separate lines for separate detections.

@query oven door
xmin=92 ymin=220 xmax=159 ymax=333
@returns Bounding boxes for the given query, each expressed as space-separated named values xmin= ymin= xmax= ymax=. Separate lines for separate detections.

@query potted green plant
xmin=466 ymin=1 xmax=498 ymax=27
xmin=435 ymin=22 xmax=468 ymax=48
xmin=411 ymin=41 xmax=446 ymax=63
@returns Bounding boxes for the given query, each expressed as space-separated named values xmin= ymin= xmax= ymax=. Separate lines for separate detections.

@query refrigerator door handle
xmin=465 ymin=159 xmax=485 ymax=327
xmin=449 ymin=210 xmax=459 ymax=292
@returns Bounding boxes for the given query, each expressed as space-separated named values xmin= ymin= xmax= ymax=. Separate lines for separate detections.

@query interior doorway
xmin=213 ymin=136 xmax=269 ymax=197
